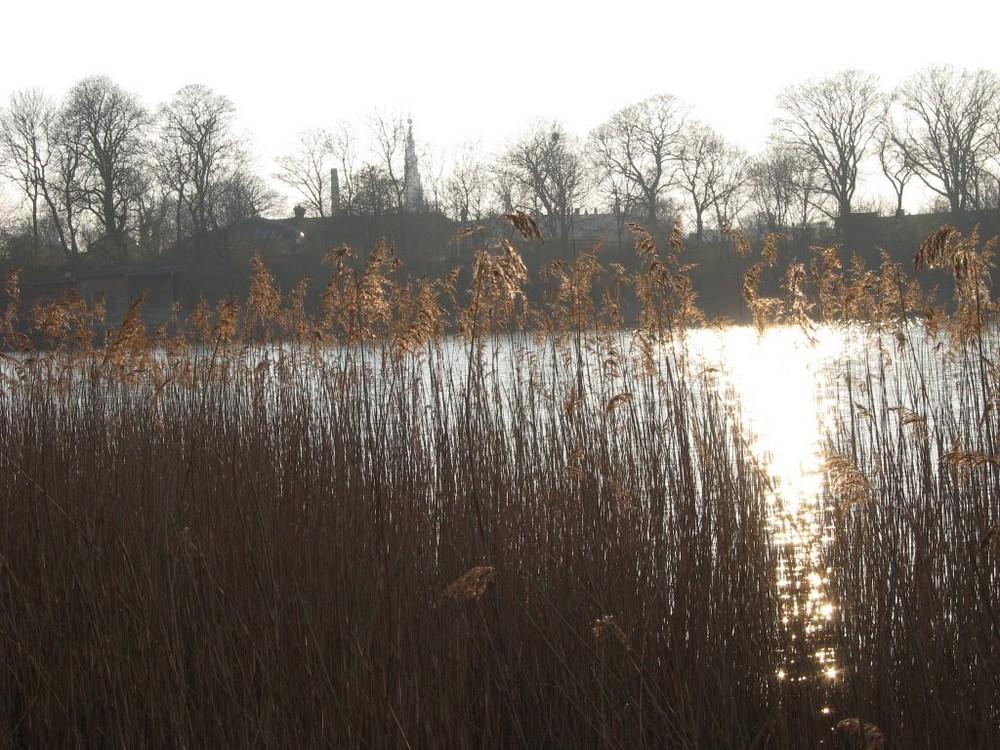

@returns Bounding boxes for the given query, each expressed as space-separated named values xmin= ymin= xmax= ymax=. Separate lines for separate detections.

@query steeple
xmin=403 ymin=117 xmax=424 ymax=212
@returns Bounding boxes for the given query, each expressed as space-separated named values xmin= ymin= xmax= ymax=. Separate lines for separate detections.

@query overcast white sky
xmin=2 ymin=0 xmax=997 ymax=213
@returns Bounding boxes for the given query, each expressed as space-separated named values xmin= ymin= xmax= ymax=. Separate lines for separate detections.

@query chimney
xmin=330 ymin=168 xmax=341 ymax=217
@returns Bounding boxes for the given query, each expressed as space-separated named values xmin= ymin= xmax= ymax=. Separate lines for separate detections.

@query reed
xmin=1 ymin=221 xmax=998 ymax=747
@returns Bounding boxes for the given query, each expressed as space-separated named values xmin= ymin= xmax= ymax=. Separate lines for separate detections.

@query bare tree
xmin=352 ymin=164 xmax=396 ymax=218
xmin=677 ymin=123 xmax=748 ymax=241
xmin=329 ymin=120 xmax=359 ymax=216
xmin=0 ymin=89 xmax=57 ymax=257
xmin=417 ymin=140 xmax=445 ymax=213
xmin=491 ymin=155 xmax=519 ymax=215
xmin=710 ymin=149 xmax=751 ymax=238
xmin=151 ymin=117 xmax=192 ymax=249
xmin=747 ymin=145 xmax=825 ymax=236
xmin=368 ymin=110 xmax=407 ymax=211
xmin=60 ymin=75 xmax=149 ymax=262
xmin=589 ymin=94 xmax=689 ymax=231
xmin=497 ymin=120 xmax=588 ymax=245
xmin=44 ymin=114 xmax=87 ymax=260
xmin=774 ymin=70 xmax=883 ymax=221
xmin=893 ymin=65 xmax=1000 ymax=214
xmin=0 ymin=191 xmax=19 ymax=251
xmin=274 ymin=128 xmax=334 ymax=217
xmin=211 ymin=166 xmax=281 ymax=227
xmin=444 ymin=140 xmax=491 ymax=223
xmin=157 ymin=84 xmax=242 ymax=253
xmin=133 ymin=179 xmax=172 ymax=257
xmin=0 ymin=88 xmax=92 ymax=262
xmin=592 ymin=170 xmax=641 ymax=248
xmin=876 ymin=112 xmax=916 ymax=218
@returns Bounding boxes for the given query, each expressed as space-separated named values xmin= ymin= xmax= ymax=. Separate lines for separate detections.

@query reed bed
xmin=1 ymin=220 xmax=998 ymax=747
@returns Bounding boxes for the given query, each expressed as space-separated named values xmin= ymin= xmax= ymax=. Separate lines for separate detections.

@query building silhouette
xmin=403 ymin=118 xmax=424 ymax=212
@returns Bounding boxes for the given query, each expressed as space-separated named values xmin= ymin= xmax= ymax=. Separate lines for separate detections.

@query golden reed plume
xmin=444 ymin=566 xmax=496 ymax=601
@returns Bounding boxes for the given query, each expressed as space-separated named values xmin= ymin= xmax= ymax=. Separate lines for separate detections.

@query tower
xmin=403 ymin=118 xmax=424 ymax=212
xmin=330 ymin=168 xmax=341 ymax=216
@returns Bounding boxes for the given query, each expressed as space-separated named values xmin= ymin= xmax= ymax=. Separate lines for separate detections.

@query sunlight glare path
xmin=696 ymin=325 xmax=846 ymax=695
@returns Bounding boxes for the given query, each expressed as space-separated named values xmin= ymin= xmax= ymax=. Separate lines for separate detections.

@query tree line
xmin=0 ymin=77 xmax=278 ymax=267
xmin=3 ymin=65 xmax=1000 ymax=268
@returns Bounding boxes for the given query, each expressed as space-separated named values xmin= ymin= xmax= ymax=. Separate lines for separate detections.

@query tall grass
xmin=1 ymin=220 xmax=998 ymax=747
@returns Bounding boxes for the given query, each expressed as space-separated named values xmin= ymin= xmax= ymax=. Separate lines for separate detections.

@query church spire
xmin=403 ymin=117 xmax=424 ymax=212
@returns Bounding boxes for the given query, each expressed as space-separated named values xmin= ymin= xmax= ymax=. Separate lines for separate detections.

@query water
xmin=684 ymin=320 xmax=993 ymax=723
xmin=406 ymin=320 xmax=979 ymax=719
xmin=688 ymin=326 xmax=849 ymax=710
xmin=6 ymin=318 xmax=991 ymax=728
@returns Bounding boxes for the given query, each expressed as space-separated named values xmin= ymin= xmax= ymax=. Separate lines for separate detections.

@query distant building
xmin=226 ymin=218 xmax=305 ymax=256
xmin=21 ymin=267 xmax=183 ymax=328
xmin=403 ymin=118 xmax=424 ymax=212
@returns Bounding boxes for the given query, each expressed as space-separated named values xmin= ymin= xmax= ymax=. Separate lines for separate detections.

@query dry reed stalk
xmin=2 ymin=266 xmax=19 ymax=339
xmin=592 ymin=615 xmax=631 ymax=651
xmin=812 ymin=244 xmax=845 ymax=321
xmin=103 ymin=293 xmax=148 ymax=374
xmin=4 ymin=224 xmax=1000 ymax=748
xmin=914 ymin=225 xmax=961 ymax=270
xmin=941 ymin=446 xmax=1000 ymax=483
xmin=31 ymin=286 xmax=92 ymax=350
xmin=726 ymin=226 xmax=752 ymax=256
xmin=761 ymin=232 xmax=784 ymax=267
xmin=504 ymin=209 xmax=542 ymax=241
xmin=782 ymin=260 xmax=816 ymax=339
xmin=824 ymin=452 xmax=871 ymax=513
xmin=444 ymin=565 xmax=496 ymax=601
xmin=212 ymin=297 xmax=241 ymax=343
xmin=833 ymin=718 xmax=885 ymax=749
xmin=248 ymin=253 xmax=282 ymax=336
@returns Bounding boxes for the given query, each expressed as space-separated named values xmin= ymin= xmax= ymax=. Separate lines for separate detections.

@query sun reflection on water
xmin=696 ymin=325 xmax=846 ymax=694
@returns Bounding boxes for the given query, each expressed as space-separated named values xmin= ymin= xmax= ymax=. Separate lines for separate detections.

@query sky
xmin=2 ymin=0 xmax=998 ymax=214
